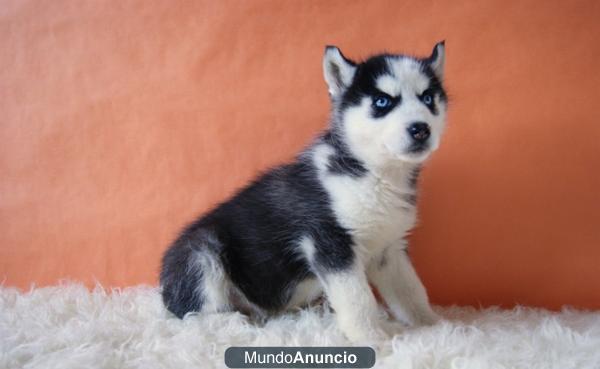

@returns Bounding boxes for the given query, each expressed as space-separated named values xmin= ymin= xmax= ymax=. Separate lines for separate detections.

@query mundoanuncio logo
xmin=225 ymin=347 xmax=375 ymax=368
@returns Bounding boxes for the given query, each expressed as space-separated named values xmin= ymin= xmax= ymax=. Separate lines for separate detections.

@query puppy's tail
xmin=160 ymin=227 xmax=229 ymax=318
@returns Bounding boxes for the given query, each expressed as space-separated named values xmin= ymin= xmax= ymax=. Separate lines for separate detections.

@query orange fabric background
xmin=1 ymin=0 xmax=599 ymax=309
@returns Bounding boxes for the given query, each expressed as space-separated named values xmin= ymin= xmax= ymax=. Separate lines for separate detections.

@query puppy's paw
xmin=380 ymin=319 xmax=406 ymax=337
xmin=339 ymin=319 xmax=389 ymax=343
xmin=413 ymin=310 xmax=442 ymax=327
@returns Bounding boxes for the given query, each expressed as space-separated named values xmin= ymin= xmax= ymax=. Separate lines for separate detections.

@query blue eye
xmin=422 ymin=93 xmax=434 ymax=105
xmin=374 ymin=96 xmax=391 ymax=109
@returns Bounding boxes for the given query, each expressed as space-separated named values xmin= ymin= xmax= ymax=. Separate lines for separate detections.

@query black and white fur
xmin=160 ymin=42 xmax=448 ymax=342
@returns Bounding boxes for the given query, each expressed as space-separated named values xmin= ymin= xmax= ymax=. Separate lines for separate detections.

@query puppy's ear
xmin=428 ymin=41 xmax=445 ymax=79
xmin=323 ymin=46 xmax=356 ymax=97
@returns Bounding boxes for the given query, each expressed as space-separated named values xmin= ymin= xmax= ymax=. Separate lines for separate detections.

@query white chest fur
xmin=312 ymin=144 xmax=417 ymax=257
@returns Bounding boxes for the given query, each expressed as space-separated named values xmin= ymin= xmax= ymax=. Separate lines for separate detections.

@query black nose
xmin=407 ymin=122 xmax=430 ymax=142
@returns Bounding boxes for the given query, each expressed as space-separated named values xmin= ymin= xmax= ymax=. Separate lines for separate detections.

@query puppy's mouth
xmin=406 ymin=142 xmax=430 ymax=154
xmin=386 ymin=146 xmax=431 ymax=164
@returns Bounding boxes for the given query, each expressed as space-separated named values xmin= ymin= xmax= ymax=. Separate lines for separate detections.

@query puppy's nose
xmin=407 ymin=122 xmax=430 ymax=142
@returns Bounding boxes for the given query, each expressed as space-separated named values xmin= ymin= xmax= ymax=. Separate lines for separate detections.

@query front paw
xmin=388 ymin=305 xmax=441 ymax=327
xmin=414 ymin=310 xmax=441 ymax=327
xmin=340 ymin=322 xmax=390 ymax=343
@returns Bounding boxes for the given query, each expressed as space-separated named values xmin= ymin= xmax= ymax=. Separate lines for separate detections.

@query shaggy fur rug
xmin=1 ymin=284 xmax=599 ymax=369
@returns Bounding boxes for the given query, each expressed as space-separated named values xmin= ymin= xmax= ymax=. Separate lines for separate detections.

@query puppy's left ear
xmin=428 ymin=41 xmax=445 ymax=79
xmin=323 ymin=46 xmax=357 ymax=97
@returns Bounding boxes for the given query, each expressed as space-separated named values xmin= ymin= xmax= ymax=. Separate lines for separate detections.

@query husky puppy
xmin=160 ymin=42 xmax=447 ymax=342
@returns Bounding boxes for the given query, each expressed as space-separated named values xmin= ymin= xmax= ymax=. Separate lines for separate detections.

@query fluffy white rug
xmin=1 ymin=284 xmax=599 ymax=369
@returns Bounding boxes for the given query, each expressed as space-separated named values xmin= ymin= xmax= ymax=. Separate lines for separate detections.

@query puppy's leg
xmin=368 ymin=245 xmax=439 ymax=327
xmin=318 ymin=262 xmax=387 ymax=342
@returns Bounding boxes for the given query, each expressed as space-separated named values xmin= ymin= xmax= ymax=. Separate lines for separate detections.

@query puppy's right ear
xmin=323 ymin=46 xmax=356 ymax=97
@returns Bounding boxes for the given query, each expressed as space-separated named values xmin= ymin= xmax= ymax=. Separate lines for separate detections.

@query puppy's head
xmin=324 ymin=43 xmax=447 ymax=167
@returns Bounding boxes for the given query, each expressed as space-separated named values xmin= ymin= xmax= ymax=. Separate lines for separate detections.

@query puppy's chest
xmin=322 ymin=174 xmax=417 ymax=252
